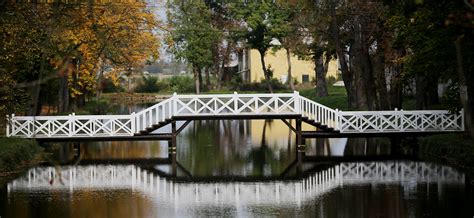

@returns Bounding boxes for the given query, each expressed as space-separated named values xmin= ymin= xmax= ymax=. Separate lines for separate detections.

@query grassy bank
xmin=299 ymin=86 xmax=349 ymax=110
xmin=0 ymin=137 xmax=44 ymax=176
xmin=419 ymin=134 xmax=474 ymax=176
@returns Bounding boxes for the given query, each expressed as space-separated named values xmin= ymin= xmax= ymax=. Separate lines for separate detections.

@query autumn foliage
xmin=0 ymin=0 xmax=161 ymax=116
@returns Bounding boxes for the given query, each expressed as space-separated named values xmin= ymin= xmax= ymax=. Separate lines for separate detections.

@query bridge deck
xmin=6 ymin=92 xmax=464 ymax=139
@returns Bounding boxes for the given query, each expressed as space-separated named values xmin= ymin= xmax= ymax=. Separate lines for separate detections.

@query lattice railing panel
xmin=173 ymin=93 xmax=299 ymax=116
xmin=7 ymin=115 xmax=135 ymax=138
xmin=338 ymin=110 xmax=464 ymax=133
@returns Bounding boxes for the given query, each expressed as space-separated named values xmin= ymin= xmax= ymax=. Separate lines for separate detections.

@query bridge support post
xmin=296 ymin=117 xmax=305 ymax=173
xmin=170 ymin=120 xmax=177 ymax=176
xmin=390 ymin=136 xmax=402 ymax=156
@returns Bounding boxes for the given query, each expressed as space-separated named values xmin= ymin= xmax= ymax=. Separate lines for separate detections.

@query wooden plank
xmin=301 ymin=131 xmax=466 ymax=138
xmin=173 ymin=114 xmax=301 ymax=120
xmin=35 ymin=134 xmax=172 ymax=142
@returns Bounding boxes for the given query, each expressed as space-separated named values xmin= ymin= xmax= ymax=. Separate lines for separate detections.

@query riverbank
xmin=0 ymin=137 xmax=44 ymax=178
xmin=419 ymin=134 xmax=474 ymax=178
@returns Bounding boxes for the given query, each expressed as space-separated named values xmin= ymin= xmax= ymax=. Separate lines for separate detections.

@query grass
xmin=0 ymin=137 xmax=44 ymax=175
xmin=299 ymin=86 xmax=350 ymax=110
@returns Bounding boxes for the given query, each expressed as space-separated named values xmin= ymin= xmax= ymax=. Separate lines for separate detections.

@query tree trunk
xmin=193 ymin=64 xmax=200 ymax=94
xmin=388 ymin=65 xmax=403 ymax=109
xmin=28 ymin=58 xmax=46 ymax=116
xmin=372 ymin=48 xmax=390 ymax=110
xmin=217 ymin=44 xmax=232 ymax=90
xmin=427 ymin=78 xmax=439 ymax=106
xmin=58 ymin=73 xmax=69 ymax=113
xmin=258 ymin=50 xmax=273 ymax=93
xmin=350 ymin=31 xmax=368 ymax=109
xmin=96 ymin=69 xmax=103 ymax=101
xmin=329 ymin=2 xmax=355 ymax=108
xmin=285 ymin=47 xmax=295 ymax=90
xmin=198 ymin=67 xmax=203 ymax=92
xmin=95 ymin=58 xmax=104 ymax=101
xmin=415 ymin=73 xmax=427 ymax=109
xmin=205 ymin=67 xmax=211 ymax=90
xmin=416 ymin=73 xmax=439 ymax=109
xmin=217 ymin=59 xmax=225 ymax=90
xmin=455 ymin=37 xmax=473 ymax=138
xmin=353 ymin=16 xmax=377 ymax=110
xmin=315 ymin=55 xmax=328 ymax=97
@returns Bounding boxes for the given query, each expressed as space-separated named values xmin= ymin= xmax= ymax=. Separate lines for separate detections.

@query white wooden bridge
xmin=7 ymin=161 xmax=464 ymax=207
xmin=6 ymin=92 xmax=464 ymax=139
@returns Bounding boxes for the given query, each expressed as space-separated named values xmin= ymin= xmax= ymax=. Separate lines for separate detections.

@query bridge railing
xmin=299 ymin=96 xmax=339 ymax=130
xmin=337 ymin=109 xmax=465 ymax=133
xmin=6 ymin=114 xmax=134 ymax=138
xmin=172 ymin=92 xmax=299 ymax=116
xmin=134 ymin=98 xmax=174 ymax=133
xmin=5 ymin=92 xmax=465 ymax=138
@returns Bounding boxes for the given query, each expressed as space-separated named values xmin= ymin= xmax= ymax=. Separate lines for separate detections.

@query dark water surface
xmin=0 ymin=118 xmax=472 ymax=217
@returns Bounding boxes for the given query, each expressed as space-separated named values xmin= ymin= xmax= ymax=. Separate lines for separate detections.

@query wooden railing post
xmin=294 ymin=91 xmax=300 ymax=114
xmin=68 ymin=113 xmax=72 ymax=137
xmin=335 ymin=109 xmax=340 ymax=131
xmin=233 ymin=92 xmax=238 ymax=114
xmin=131 ymin=112 xmax=136 ymax=135
xmin=69 ymin=113 xmax=76 ymax=137
xmin=460 ymin=108 xmax=465 ymax=131
xmin=400 ymin=109 xmax=404 ymax=131
xmin=173 ymin=92 xmax=178 ymax=115
xmin=6 ymin=114 xmax=10 ymax=137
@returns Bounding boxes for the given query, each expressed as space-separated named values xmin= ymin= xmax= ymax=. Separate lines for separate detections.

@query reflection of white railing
xmin=6 ymin=92 xmax=465 ymax=138
xmin=7 ymin=162 xmax=464 ymax=207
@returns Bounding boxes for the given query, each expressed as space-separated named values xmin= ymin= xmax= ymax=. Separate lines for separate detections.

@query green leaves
xmin=168 ymin=1 xmax=219 ymax=69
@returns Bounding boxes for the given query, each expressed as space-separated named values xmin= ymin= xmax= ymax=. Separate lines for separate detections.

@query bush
xmin=164 ymin=76 xmax=195 ymax=93
xmin=0 ymin=137 xmax=43 ymax=172
xmin=419 ymin=134 xmax=474 ymax=173
xmin=135 ymin=76 xmax=160 ymax=93
xmin=231 ymin=76 xmax=289 ymax=92
xmin=327 ymin=75 xmax=337 ymax=86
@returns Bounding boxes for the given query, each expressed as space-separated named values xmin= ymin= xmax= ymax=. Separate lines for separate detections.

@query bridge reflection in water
xmin=8 ymin=161 xmax=464 ymax=208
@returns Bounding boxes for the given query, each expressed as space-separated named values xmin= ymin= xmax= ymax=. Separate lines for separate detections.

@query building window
xmin=302 ymin=74 xmax=309 ymax=83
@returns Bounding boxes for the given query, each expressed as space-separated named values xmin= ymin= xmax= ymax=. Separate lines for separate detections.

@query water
xmin=1 ymin=118 xmax=472 ymax=217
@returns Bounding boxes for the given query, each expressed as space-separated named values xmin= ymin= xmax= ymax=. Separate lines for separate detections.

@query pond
xmin=0 ymin=117 xmax=472 ymax=217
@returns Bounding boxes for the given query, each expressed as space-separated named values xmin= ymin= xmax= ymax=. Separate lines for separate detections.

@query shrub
xmin=231 ymin=76 xmax=289 ymax=92
xmin=0 ymin=138 xmax=43 ymax=172
xmin=327 ymin=75 xmax=337 ymax=86
xmin=135 ymin=76 xmax=160 ymax=93
xmin=165 ymin=76 xmax=195 ymax=93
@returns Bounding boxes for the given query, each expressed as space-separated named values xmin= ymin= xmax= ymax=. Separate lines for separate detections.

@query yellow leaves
xmin=2 ymin=1 xmax=161 ymax=100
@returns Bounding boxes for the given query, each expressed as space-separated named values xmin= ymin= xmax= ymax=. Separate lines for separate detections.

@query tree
xmin=168 ymin=1 xmax=219 ymax=93
xmin=293 ymin=0 xmax=335 ymax=97
xmin=231 ymin=1 xmax=289 ymax=93
xmin=0 ymin=1 xmax=161 ymax=116
xmin=274 ymin=2 xmax=302 ymax=91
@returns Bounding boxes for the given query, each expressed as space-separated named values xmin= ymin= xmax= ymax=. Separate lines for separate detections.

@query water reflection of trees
xmin=305 ymin=138 xmax=392 ymax=156
xmin=178 ymin=120 xmax=296 ymax=176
